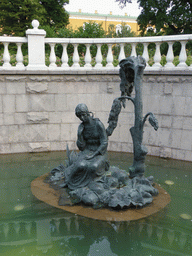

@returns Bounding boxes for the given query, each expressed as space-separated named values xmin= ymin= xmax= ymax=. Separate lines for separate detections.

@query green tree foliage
xmin=0 ymin=0 xmax=69 ymax=36
xmin=116 ymin=0 xmax=192 ymax=35
xmin=137 ymin=0 xmax=192 ymax=35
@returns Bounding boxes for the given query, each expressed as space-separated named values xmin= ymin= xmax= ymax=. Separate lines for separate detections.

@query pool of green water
xmin=0 ymin=151 xmax=191 ymax=256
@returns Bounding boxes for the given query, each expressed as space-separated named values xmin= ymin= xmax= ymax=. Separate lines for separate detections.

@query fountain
xmin=31 ymin=56 xmax=170 ymax=221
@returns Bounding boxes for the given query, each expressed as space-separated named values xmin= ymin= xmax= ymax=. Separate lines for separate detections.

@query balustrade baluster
xmin=84 ymin=44 xmax=92 ymax=68
xmin=156 ymin=226 xmax=163 ymax=242
xmin=153 ymin=42 xmax=162 ymax=69
xmin=95 ymin=44 xmax=103 ymax=69
xmin=14 ymin=222 xmax=20 ymax=234
xmin=142 ymin=43 xmax=149 ymax=67
xmin=61 ymin=44 xmax=69 ymax=68
xmin=16 ymin=43 xmax=25 ymax=69
xmin=130 ymin=43 xmax=137 ymax=57
xmin=106 ymin=44 xmax=114 ymax=68
xmin=118 ymin=43 xmax=125 ymax=62
xmin=25 ymin=221 xmax=32 ymax=236
xmin=65 ymin=217 xmax=71 ymax=232
xmin=3 ymin=223 xmax=9 ymax=239
xmin=72 ymin=44 xmax=80 ymax=68
xmin=3 ymin=42 xmax=11 ymax=68
xmin=49 ymin=43 xmax=57 ymax=68
xmin=164 ymin=42 xmax=174 ymax=69
xmin=177 ymin=41 xmax=188 ymax=69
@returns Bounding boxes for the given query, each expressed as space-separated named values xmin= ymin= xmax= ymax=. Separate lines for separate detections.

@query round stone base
xmin=31 ymin=174 xmax=171 ymax=222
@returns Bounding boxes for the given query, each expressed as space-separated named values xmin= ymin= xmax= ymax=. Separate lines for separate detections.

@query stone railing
xmin=0 ymin=20 xmax=192 ymax=72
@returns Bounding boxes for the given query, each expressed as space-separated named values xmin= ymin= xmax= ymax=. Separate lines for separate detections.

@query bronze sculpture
xmin=45 ymin=56 xmax=159 ymax=209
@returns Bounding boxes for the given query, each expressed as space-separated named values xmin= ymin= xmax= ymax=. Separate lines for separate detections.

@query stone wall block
xmin=58 ymin=82 xmax=75 ymax=94
xmin=0 ymin=81 xmax=7 ymax=94
xmin=167 ymin=77 xmax=180 ymax=83
xmin=172 ymin=116 xmax=184 ymax=129
xmin=29 ymin=124 xmax=48 ymax=142
xmin=7 ymin=82 xmax=26 ymax=94
xmin=61 ymin=124 xmax=71 ymax=141
xmin=150 ymin=83 xmax=164 ymax=95
xmin=61 ymin=112 xmax=77 ymax=124
xmin=159 ymin=115 xmax=173 ymax=128
xmin=0 ymin=143 xmax=10 ymax=154
xmin=86 ymin=83 xmax=100 ymax=94
xmin=180 ymin=130 xmax=192 ymax=150
xmin=29 ymin=95 xmax=55 ymax=112
xmin=28 ymin=142 xmax=50 ymax=152
xmin=29 ymin=76 xmax=50 ymax=82
xmin=121 ymin=142 xmax=133 ymax=153
xmin=181 ymin=83 xmax=192 ymax=97
xmin=172 ymin=96 xmax=186 ymax=116
xmin=147 ymin=77 xmax=156 ymax=83
xmin=156 ymin=77 xmax=166 ymax=83
xmin=158 ymin=128 xmax=171 ymax=147
xmin=3 ymin=95 xmax=15 ymax=113
xmin=4 ymin=113 xmax=15 ymax=125
xmin=108 ymin=141 xmax=122 ymax=152
xmin=70 ymin=123 xmax=79 ymax=141
xmin=164 ymin=83 xmax=173 ymax=95
xmin=66 ymin=94 xmax=79 ymax=112
xmin=16 ymin=95 xmax=28 ymax=112
xmin=10 ymin=143 xmax=28 ymax=153
xmin=47 ymin=124 xmax=61 ymax=141
xmin=0 ymin=126 xmax=9 ymax=143
xmin=26 ymin=82 xmax=48 ymax=93
xmin=159 ymin=96 xmax=173 ymax=115
xmin=50 ymin=76 xmax=64 ymax=82
xmin=6 ymin=76 xmax=26 ymax=82
xmin=55 ymin=94 xmax=67 ymax=112
xmin=0 ymin=113 xmax=3 ymax=125
xmin=184 ymin=97 xmax=192 ymax=116
xmin=183 ymin=117 xmax=192 ymax=130
xmin=15 ymin=113 xmax=26 ymax=125
xmin=27 ymin=112 xmax=49 ymax=124
xmin=170 ymin=129 xmax=182 ymax=149
xmin=159 ymin=147 xmax=172 ymax=159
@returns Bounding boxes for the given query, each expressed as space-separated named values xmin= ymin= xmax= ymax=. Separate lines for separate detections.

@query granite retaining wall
xmin=0 ymin=72 xmax=191 ymax=162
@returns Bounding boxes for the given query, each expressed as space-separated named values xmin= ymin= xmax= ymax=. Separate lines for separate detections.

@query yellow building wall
xmin=68 ymin=12 xmax=138 ymax=34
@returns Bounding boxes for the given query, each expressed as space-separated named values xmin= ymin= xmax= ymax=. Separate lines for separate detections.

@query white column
xmin=142 ymin=43 xmax=149 ymax=68
xmin=130 ymin=42 xmax=137 ymax=57
xmin=84 ymin=44 xmax=92 ymax=69
xmin=95 ymin=44 xmax=103 ymax=69
xmin=177 ymin=40 xmax=188 ymax=69
xmin=118 ymin=43 xmax=125 ymax=62
xmin=61 ymin=44 xmax=69 ymax=68
xmin=106 ymin=44 xmax=114 ymax=68
xmin=16 ymin=42 xmax=25 ymax=69
xmin=3 ymin=42 xmax=11 ymax=69
xmin=26 ymin=20 xmax=47 ymax=70
xmin=49 ymin=43 xmax=57 ymax=68
xmin=152 ymin=42 xmax=162 ymax=69
xmin=164 ymin=42 xmax=174 ymax=69
xmin=72 ymin=44 xmax=80 ymax=68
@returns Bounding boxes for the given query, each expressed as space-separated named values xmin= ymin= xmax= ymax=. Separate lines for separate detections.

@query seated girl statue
xmin=59 ymin=103 xmax=109 ymax=190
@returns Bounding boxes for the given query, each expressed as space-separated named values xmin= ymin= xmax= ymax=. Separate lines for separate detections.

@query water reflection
xmin=0 ymin=151 xmax=192 ymax=255
xmin=0 ymin=213 xmax=192 ymax=255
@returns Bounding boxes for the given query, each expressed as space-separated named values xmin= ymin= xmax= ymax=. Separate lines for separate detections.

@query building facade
xmin=68 ymin=10 xmax=138 ymax=34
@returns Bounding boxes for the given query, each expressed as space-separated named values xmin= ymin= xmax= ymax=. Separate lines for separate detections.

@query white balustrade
xmin=61 ymin=43 xmax=69 ymax=68
xmin=95 ymin=43 xmax=103 ymax=69
xmin=164 ymin=42 xmax=174 ymax=69
xmin=84 ymin=44 xmax=92 ymax=68
xmin=49 ymin=43 xmax=57 ymax=68
xmin=0 ymin=20 xmax=191 ymax=72
xmin=177 ymin=41 xmax=188 ymax=69
xmin=118 ymin=43 xmax=125 ymax=61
